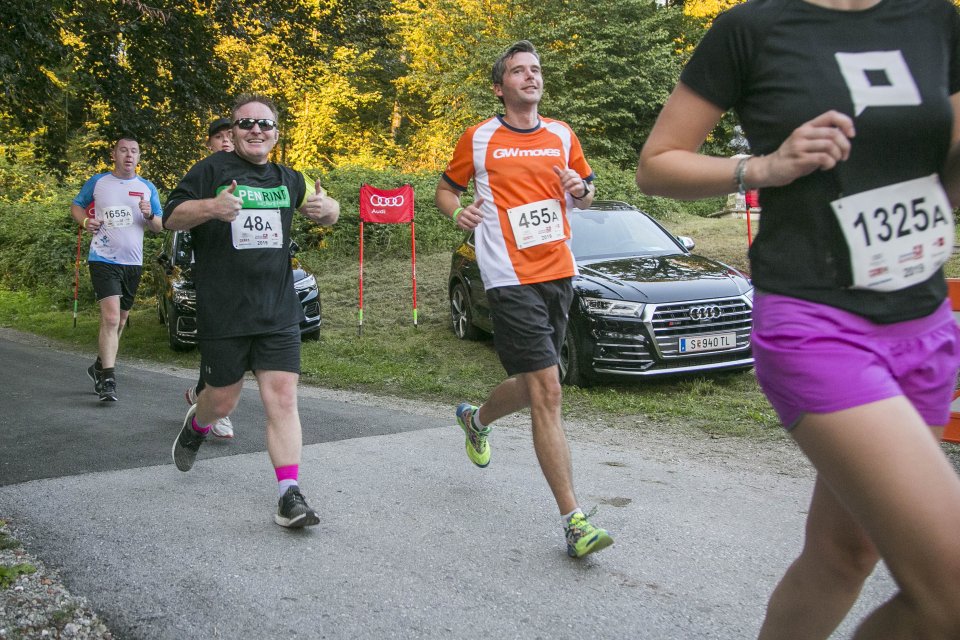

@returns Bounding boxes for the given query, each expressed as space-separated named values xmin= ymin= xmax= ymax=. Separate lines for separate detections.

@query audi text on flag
xmin=359 ymin=184 xmax=414 ymax=224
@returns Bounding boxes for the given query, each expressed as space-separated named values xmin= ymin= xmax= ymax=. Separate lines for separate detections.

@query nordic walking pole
xmin=73 ymin=223 xmax=83 ymax=328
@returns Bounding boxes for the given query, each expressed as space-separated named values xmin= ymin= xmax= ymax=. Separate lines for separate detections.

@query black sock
xmin=95 ymin=357 xmax=102 ymax=371
xmin=101 ymin=367 xmax=115 ymax=380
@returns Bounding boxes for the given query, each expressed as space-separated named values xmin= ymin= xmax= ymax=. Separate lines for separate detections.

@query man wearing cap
xmin=182 ymin=116 xmax=238 ymax=438
xmin=205 ymin=117 xmax=234 ymax=154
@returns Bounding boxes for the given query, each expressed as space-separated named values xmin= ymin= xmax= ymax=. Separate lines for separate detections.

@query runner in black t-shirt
xmin=164 ymin=94 xmax=340 ymax=528
xmin=638 ymin=1 xmax=960 ymax=637
xmin=183 ymin=117 xmax=238 ymax=439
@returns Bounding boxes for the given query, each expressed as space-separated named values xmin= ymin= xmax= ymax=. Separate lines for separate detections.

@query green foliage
xmin=303 ymin=165 xmax=465 ymax=259
xmin=0 ymin=563 xmax=36 ymax=589
xmin=533 ymin=0 xmax=688 ymax=168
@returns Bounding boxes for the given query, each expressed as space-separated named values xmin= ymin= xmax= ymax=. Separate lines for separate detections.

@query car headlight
xmin=582 ymin=297 xmax=645 ymax=318
xmin=172 ymin=286 xmax=194 ymax=305
xmin=295 ymin=273 xmax=317 ymax=292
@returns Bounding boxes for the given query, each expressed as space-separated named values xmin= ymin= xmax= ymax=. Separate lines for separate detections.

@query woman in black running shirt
xmin=638 ymin=1 xmax=960 ymax=638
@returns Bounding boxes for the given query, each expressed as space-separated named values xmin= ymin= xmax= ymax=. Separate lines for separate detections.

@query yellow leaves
xmin=683 ymin=0 xmax=745 ymax=19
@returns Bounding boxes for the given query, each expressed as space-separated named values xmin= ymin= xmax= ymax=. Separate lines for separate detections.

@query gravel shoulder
xmin=1 ymin=327 xmax=956 ymax=639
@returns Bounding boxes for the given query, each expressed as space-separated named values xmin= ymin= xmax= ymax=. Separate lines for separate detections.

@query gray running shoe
xmin=172 ymin=404 xmax=205 ymax=472
xmin=274 ymin=486 xmax=320 ymax=528
xmin=87 ymin=363 xmax=103 ymax=395
xmin=98 ymin=376 xmax=118 ymax=402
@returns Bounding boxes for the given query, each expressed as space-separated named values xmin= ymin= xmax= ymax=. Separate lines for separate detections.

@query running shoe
xmin=211 ymin=416 xmax=234 ymax=439
xmin=172 ymin=404 xmax=205 ymax=472
xmin=98 ymin=376 xmax=118 ymax=402
xmin=564 ymin=511 xmax=614 ymax=558
xmin=87 ymin=362 xmax=103 ymax=395
xmin=456 ymin=402 xmax=490 ymax=468
xmin=185 ymin=386 xmax=234 ymax=438
xmin=274 ymin=486 xmax=320 ymax=528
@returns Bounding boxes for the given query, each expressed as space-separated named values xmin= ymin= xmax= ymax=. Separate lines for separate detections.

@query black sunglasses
xmin=233 ymin=118 xmax=277 ymax=131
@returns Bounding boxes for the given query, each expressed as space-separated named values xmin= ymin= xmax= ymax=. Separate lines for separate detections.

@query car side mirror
xmin=677 ymin=236 xmax=695 ymax=251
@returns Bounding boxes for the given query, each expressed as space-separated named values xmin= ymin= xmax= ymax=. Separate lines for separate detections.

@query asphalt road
xmin=0 ymin=329 xmax=898 ymax=639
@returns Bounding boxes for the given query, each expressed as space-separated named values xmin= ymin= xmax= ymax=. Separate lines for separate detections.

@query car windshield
xmin=569 ymin=208 xmax=682 ymax=260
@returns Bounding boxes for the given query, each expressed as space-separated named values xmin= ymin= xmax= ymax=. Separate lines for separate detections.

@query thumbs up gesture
xmin=213 ymin=180 xmax=243 ymax=221
xmin=139 ymin=195 xmax=151 ymax=217
xmin=301 ymin=178 xmax=339 ymax=226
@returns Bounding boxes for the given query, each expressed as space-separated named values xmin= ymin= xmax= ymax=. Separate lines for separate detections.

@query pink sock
xmin=191 ymin=416 xmax=211 ymax=436
xmin=276 ymin=465 xmax=299 ymax=497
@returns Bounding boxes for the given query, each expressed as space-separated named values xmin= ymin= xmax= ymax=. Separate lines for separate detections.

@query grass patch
xmin=3 ymin=211 xmax=957 ymax=443
xmin=0 ymin=563 xmax=36 ymax=589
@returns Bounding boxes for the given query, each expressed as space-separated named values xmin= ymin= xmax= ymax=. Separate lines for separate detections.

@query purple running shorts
xmin=751 ymin=292 xmax=960 ymax=430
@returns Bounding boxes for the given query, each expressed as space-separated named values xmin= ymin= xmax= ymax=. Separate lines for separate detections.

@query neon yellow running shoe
xmin=565 ymin=511 xmax=614 ymax=558
xmin=456 ymin=402 xmax=490 ymax=468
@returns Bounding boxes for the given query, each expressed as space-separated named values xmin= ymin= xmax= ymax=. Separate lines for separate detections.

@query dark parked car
xmin=448 ymin=200 xmax=754 ymax=385
xmin=152 ymin=230 xmax=321 ymax=351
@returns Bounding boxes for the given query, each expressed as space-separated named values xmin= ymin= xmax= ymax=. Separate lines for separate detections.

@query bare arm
xmin=70 ymin=203 xmax=102 ymax=233
xmin=637 ymin=82 xmax=856 ymax=199
xmin=552 ymin=165 xmax=595 ymax=209
xmin=436 ymin=179 xmax=484 ymax=231
xmin=164 ymin=180 xmax=243 ymax=230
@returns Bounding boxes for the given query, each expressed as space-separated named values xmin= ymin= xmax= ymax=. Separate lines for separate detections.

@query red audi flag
xmin=359 ymin=184 xmax=414 ymax=224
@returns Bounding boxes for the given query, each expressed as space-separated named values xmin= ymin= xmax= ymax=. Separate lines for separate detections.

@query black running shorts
xmin=198 ymin=324 xmax=301 ymax=387
xmin=487 ymin=278 xmax=573 ymax=376
xmin=88 ymin=261 xmax=143 ymax=311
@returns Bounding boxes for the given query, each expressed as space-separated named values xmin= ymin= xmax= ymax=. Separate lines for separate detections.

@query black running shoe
xmin=274 ymin=486 xmax=320 ymax=528
xmin=87 ymin=363 xmax=103 ymax=395
xmin=98 ymin=376 xmax=118 ymax=402
xmin=172 ymin=404 xmax=205 ymax=472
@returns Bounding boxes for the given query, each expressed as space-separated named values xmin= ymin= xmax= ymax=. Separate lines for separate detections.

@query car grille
xmin=303 ymin=301 xmax=320 ymax=321
xmin=589 ymin=296 xmax=752 ymax=375
xmin=650 ymin=297 xmax=752 ymax=357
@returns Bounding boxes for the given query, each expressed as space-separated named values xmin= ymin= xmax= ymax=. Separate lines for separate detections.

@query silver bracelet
xmin=735 ymin=156 xmax=752 ymax=194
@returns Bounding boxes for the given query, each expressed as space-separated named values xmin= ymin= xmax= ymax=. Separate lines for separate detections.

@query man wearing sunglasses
xmin=163 ymin=93 xmax=340 ymax=528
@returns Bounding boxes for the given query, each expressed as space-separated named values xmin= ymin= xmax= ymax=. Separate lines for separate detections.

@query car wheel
xmin=166 ymin=305 xmax=193 ymax=352
xmin=559 ymin=327 xmax=592 ymax=387
xmin=450 ymin=281 xmax=481 ymax=340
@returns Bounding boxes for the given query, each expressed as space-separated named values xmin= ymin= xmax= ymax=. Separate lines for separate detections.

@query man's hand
xmin=139 ymin=195 xmax=152 ymax=218
xmin=211 ymin=180 xmax=243 ymax=222
xmin=301 ymin=178 xmax=339 ymax=225
xmin=454 ymin=198 xmax=484 ymax=230
xmin=553 ymin=165 xmax=587 ymax=199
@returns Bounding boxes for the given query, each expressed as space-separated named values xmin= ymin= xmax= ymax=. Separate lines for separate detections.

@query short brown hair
xmin=231 ymin=93 xmax=279 ymax=122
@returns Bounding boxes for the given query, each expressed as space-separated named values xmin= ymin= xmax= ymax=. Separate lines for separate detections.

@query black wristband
xmin=573 ymin=180 xmax=590 ymax=200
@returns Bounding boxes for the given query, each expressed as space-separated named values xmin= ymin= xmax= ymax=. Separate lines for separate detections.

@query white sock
xmin=278 ymin=479 xmax=299 ymax=498
xmin=561 ymin=508 xmax=583 ymax=526
xmin=472 ymin=408 xmax=486 ymax=431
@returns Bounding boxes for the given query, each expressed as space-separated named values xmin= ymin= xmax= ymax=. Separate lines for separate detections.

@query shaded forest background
xmin=0 ymin=0 xmax=747 ymax=197
xmin=4 ymin=0 xmax=955 ymax=306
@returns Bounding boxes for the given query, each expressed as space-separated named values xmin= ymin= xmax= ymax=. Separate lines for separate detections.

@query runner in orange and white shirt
xmin=435 ymin=40 xmax=613 ymax=559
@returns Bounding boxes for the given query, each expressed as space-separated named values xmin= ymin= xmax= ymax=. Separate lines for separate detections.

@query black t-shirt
xmin=681 ymin=0 xmax=960 ymax=323
xmin=164 ymin=151 xmax=307 ymax=339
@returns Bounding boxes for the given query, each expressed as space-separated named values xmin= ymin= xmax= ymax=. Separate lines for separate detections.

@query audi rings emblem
xmin=689 ymin=305 xmax=722 ymax=321
xmin=369 ymin=194 xmax=405 ymax=207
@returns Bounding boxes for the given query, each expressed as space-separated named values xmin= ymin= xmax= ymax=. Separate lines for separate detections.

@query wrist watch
xmin=573 ymin=179 xmax=590 ymax=200
xmin=144 ymin=212 xmax=155 ymax=221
